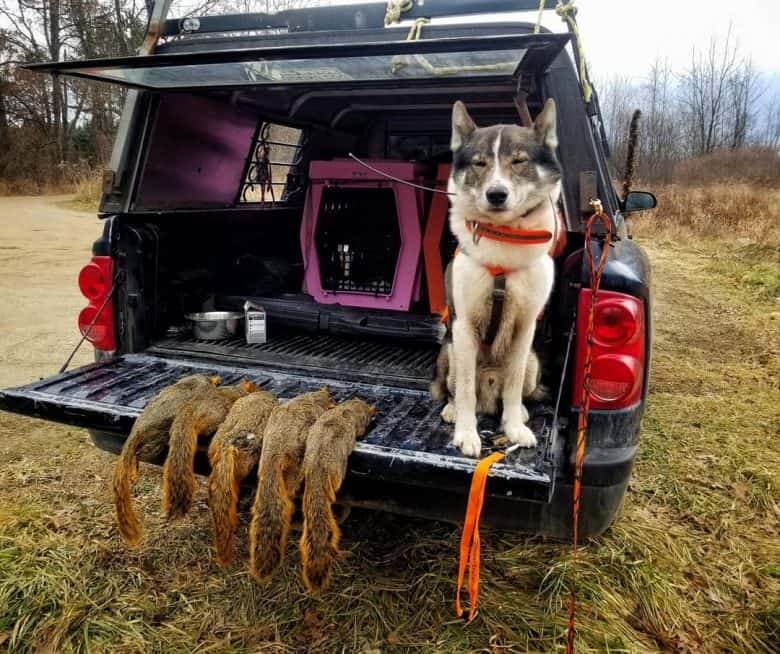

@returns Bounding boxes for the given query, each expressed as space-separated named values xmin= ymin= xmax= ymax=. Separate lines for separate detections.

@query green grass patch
xmin=1 ymin=236 xmax=778 ymax=652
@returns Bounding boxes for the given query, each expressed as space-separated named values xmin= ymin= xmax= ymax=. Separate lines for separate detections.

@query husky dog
xmin=437 ymin=99 xmax=561 ymax=457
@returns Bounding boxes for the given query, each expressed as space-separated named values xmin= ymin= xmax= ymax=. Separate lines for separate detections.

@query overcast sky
xmin=316 ymin=0 xmax=780 ymax=84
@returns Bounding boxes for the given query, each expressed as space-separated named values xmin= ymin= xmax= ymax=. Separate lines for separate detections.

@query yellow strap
xmin=391 ymin=16 xmax=514 ymax=77
xmin=555 ymin=1 xmax=592 ymax=103
xmin=534 ymin=0 xmax=546 ymax=34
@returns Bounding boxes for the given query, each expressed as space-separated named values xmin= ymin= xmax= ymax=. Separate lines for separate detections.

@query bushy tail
xmin=208 ymin=445 xmax=240 ymax=567
xmin=249 ymin=458 xmax=294 ymax=582
xmin=430 ymin=343 xmax=450 ymax=402
xmin=162 ymin=417 xmax=200 ymax=520
xmin=112 ymin=438 xmax=143 ymax=547
xmin=300 ymin=466 xmax=341 ymax=593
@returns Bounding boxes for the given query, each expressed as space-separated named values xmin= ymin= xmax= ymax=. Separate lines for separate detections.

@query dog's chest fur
xmin=451 ymin=251 xmax=553 ymax=360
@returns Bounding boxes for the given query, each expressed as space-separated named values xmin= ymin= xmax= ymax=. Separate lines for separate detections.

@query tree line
xmin=599 ymin=26 xmax=780 ymax=185
xmin=1 ymin=6 xmax=778 ymax=191
xmin=0 ymin=0 xmax=303 ymax=191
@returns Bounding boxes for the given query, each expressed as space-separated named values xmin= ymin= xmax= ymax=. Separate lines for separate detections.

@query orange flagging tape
xmin=455 ymin=450 xmax=505 ymax=620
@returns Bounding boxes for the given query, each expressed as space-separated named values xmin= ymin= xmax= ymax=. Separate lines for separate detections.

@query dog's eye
xmin=472 ymin=159 xmax=487 ymax=168
xmin=512 ymin=156 xmax=529 ymax=166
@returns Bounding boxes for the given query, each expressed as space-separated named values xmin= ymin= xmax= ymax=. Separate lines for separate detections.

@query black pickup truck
xmin=0 ymin=0 xmax=654 ymax=536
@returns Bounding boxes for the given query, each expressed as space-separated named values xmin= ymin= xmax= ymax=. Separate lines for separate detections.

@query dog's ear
xmin=534 ymin=98 xmax=558 ymax=150
xmin=451 ymin=101 xmax=476 ymax=151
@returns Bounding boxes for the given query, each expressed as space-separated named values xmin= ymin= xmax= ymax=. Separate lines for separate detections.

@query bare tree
xmin=678 ymin=26 xmax=740 ymax=155
xmin=760 ymin=97 xmax=780 ymax=150
xmin=727 ymin=58 xmax=762 ymax=149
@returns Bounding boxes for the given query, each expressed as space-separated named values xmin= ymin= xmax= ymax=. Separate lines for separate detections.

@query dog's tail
xmin=249 ymin=456 xmax=294 ymax=583
xmin=300 ymin=465 xmax=341 ymax=593
xmin=208 ymin=444 xmax=240 ymax=567
xmin=112 ymin=430 xmax=143 ymax=547
xmin=162 ymin=411 xmax=202 ymax=520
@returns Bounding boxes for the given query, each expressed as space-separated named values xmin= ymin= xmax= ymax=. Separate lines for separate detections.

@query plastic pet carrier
xmin=300 ymin=159 xmax=424 ymax=311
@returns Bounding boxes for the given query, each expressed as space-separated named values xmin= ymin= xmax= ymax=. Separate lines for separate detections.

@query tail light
xmin=572 ymin=289 xmax=645 ymax=410
xmin=77 ymin=256 xmax=115 ymax=351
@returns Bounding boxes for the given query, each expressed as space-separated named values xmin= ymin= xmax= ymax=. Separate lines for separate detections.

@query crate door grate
xmin=315 ymin=187 xmax=401 ymax=296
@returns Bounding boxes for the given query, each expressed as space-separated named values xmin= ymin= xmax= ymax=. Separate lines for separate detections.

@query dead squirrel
xmin=112 ymin=373 xmax=220 ymax=547
xmin=300 ymin=398 xmax=374 ymax=593
xmin=162 ymin=379 xmax=258 ymax=520
xmin=207 ymin=389 xmax=278 ymax=567
xmin=248 ymin=387 xmax=332 ymax=583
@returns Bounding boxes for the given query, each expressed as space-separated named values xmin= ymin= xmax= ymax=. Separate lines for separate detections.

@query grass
xmin=634 ymin=182 xmax=780 ymax=245
xmin=65 ymin=175 xmax=103 ymax=212
xmin=1 ymin=191 xmax=779 ymax=652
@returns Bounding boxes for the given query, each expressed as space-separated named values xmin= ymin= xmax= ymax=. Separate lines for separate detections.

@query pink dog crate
xmin=300 ymin=159 xmax=424 ymax=311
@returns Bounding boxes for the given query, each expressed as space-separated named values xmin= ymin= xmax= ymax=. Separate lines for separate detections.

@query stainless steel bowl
xmin=185 ymin=311 xmax=245 ymax=340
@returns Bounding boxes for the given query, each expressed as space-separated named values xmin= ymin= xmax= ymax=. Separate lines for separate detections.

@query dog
xmin=436 ymin=99 xmax=561 ymax=457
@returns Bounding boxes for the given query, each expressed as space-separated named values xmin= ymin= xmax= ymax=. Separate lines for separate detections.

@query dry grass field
xmin=0 ymin=188 xmax=778 ymax=653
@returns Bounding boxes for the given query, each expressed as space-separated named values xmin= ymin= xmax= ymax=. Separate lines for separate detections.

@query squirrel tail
xmin=249 ymin=457 xmax=294 ymax=583
xmin=300 ymin=465 xmax=341 ymax=593
xmin=208 ymin=444 xmax=241 ymax=567
xmin=162 ymin=415 xmax=201 ymax=520
xmin=112 ymin=433 xmax=143 ymax=547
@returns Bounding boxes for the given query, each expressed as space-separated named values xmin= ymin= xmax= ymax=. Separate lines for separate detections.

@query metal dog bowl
xmin=185 ymin=311 xmax=245 ymax=340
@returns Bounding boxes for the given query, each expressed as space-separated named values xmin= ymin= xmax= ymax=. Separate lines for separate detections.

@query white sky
xmin=323 ymin=0 xmax=780 ymax=82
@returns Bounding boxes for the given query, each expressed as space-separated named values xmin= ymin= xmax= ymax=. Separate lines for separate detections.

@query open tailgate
xmin=0 ymin=354 xmax=557 ymax=502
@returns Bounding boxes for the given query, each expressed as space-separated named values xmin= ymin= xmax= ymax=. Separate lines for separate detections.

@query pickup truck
xmin=0 ymin=0 xmax=655 ymax=536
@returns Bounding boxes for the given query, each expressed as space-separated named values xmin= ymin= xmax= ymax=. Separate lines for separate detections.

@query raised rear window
xmin=26 ymin=33 xmax=569 ymax=91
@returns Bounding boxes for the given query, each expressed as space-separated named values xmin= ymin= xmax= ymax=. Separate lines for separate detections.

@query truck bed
xmin=0 ymin=351 xmax=559 ymax=502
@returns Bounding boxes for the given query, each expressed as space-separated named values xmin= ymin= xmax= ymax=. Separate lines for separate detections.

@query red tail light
xmin=78 ymin=256 xmax=115 ymax=351
xmin=572 ymin=289 xmax=645 ymax=409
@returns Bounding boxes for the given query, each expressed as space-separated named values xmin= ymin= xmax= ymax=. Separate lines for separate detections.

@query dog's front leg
xmin=502 ymin=323 xmax=537 ymax=448
xmin=452 ymin=319 xmax=481 ymax=457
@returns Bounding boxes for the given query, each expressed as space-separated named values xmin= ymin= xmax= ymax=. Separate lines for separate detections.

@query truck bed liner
xmin=148 ymin=331 xmax=438 ymax=389
xmin=0 ymin=353 xmax=557 ymax=502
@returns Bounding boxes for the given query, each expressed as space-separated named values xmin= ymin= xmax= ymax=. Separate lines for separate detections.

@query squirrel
xmin=299 ymin=398 xmax=374 ymax=593
xmin=248 ymin=387 xmax=332 ymax=583
xmin=162 ymin=379 xmax=258 ymax=521
xmin=207 ymin=389 xmax=278 ymax=568
xmin=112 ymin=373 xmax=220 ymax=547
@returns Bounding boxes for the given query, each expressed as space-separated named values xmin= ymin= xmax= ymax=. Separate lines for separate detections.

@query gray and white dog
xmin=431 ymin=99 xmax=561 ymax=457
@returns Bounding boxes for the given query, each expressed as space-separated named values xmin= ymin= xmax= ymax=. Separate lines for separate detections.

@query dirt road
xmin=0 ymin=196 xmax=777 ymax=653
xmin=0 ymin=195 xmax=99 ymax=386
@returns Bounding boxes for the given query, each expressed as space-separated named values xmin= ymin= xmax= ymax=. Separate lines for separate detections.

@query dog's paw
xmin=453 ymin=425 xmax=482 ymax=458
xmin=504 ymin=421 xmax=537 ymax=448
xmin=440 ymin=402 xmax=456 ymax=424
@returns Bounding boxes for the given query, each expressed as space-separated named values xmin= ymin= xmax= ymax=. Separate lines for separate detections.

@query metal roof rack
xmin=162 ymin=1 xmax=560 ymax=38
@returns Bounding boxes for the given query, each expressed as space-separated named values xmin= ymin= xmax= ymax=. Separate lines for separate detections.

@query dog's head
xmin=449 ymin=99 xmax=561 ymax=224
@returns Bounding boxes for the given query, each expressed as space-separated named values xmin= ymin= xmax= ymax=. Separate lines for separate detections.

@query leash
xmin=566 ymin=199 xmax=612 ymax=653
xmin=452 ymin=200 xmax=611 ymax=641
xmin=347 ymin=153 xmax=454 ymax=195
xmin=455 ymin=450 xmax=504 ymax=621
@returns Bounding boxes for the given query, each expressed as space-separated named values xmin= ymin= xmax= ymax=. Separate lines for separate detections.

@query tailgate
xmin=0 ymin=354 xmax=557 ymax=502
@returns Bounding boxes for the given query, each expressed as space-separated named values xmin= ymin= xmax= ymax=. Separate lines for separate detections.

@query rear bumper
xmin=89 ymin=428 xmax=632 ymax=539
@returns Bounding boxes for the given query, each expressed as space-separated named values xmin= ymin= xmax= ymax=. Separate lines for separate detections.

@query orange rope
xmin=455 ymin=450 xmax=504 ymax=620
xmin=566 ymin=205 xmax=612 ymax=654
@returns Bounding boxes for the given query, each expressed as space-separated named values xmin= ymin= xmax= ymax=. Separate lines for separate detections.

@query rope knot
xmin=384 ymin=0 xmax=413 ymax=26
xmin=554 ymin=1 xmax=578 ymax=19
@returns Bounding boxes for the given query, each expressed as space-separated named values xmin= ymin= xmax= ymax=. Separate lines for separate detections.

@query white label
xmin=245 ymin=311 xmax=267 ymax=344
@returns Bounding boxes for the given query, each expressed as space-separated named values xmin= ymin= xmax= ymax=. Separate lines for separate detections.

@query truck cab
xmin=0 ymin=0 xmax=653 ymax=536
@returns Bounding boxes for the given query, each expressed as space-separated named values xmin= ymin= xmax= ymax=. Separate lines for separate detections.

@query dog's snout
xmin=486 ymin=185 xmax=509 ymax=208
